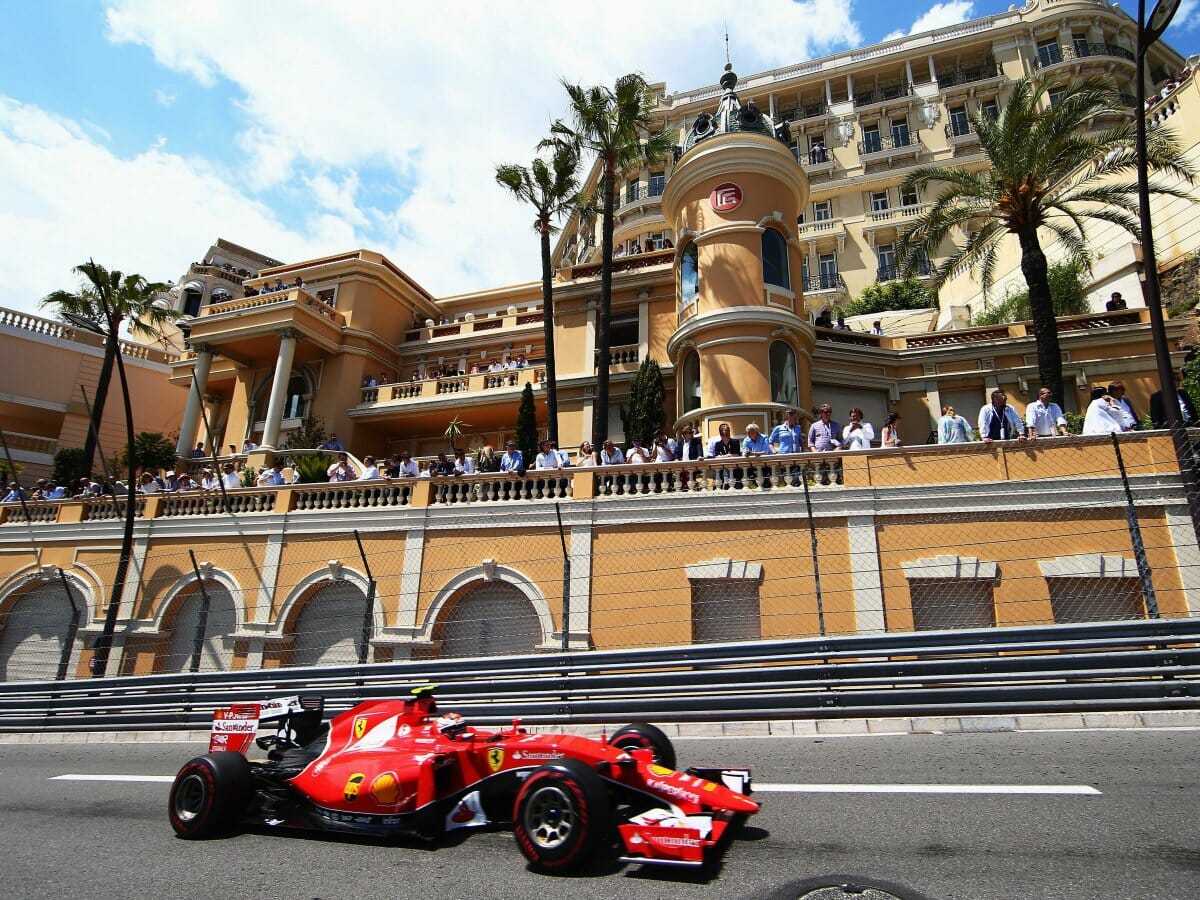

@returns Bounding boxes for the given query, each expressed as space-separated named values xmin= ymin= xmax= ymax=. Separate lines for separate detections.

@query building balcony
xmin=778 ymin=101 xmax=830 ymax=123
xmin=570 ymin=248 xmax=674 ymax=281
xmin=185 ymin=263 xmax=253 ymax=287
xmin=403 ymin=309 xmax=543 ymax=344
xmin=936 ymin=61 xmax=1002 ymax=90
xmin=185 ymin=288 xmax=346 ymax=362
xmin=853 ymin=81 xmax=912 ymax=110
xmin=593 ymin=343 xmax=640 ymax=371
xmin=945 ymin=120 xmax=979 ymax=146
xmin=353 ymin=365 xmax=547 ymax=413
xmin=865 ymin=202 xmax=933 ymax=230
xmin=615 ymin=193 xmax=665 ymax=230
xmin=0 ymin=307 xmax=178 ymax=364
xmin=1034 ymin=42 xmax=1134 ymax=71
xmin=797 ymin=217 xmax=847 ymax=243
xmin=858 ymin=130 xmax=922 ymax=162
xmin=802 ymin=273 xmax=847 ymax=296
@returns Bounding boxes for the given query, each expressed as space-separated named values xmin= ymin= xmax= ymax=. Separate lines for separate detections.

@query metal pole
xmin=186 ymin=550 xmax=213 ymax=674
xmin=1134 ymin=0 xmax=1200 ymax=544
xmin=1112 ymin=434 xmax=1161 ymax=618
xmin=78 ymin=386 xmax=113 ymax=483
xmin=800 ymin=473 xmax=826 ymax=635
xmin=55 ymin=567 xmax=81 ymax=682
xmin=191 ymin=370 xmax=233 ymax=514
xmin=555 ymin=502 xmax=570 ymax=652
xmin=0 ymin=428 xmax=38 ymax=552
xmin=353 ymin=529 xmax=377 ymax=666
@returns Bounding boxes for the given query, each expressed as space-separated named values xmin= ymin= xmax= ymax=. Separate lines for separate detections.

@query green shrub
xmin=620 ymin=357 xmax=666 ymax=445
xmin=52 ymin=448 xmax=87 ymax=484
xmin=843 ymin=278 xmax=934 ymax=318
xmin=117 ymin=432 xmax=178 ymax=474
xmin=292 ymin=453 xmax=334 ymax=483
xmin=971 ymin=260 xmax=1090 ymax=326
xmin=515 ymin=383 xmax=538 ymax=466
xmin=283 ymin=415 xmax=328 ymax=450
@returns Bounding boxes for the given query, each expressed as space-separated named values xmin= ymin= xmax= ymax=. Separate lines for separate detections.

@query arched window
xmin=0 ymin=583 xmax=80 ymax=681
xmin=679 ymin=242 xmax=699 ymax=313
xmin=761 ymin=229 xmax=791 ymax=290
xmin=438 ymin=582 xmax=541 ymax=658
xmin=161 ymin=584 xmax=237 ymax=673
xmin=769 ymin=341 xmax=798 ymax=406
xmin=284 ymin=374 xmax=307 ymax=419
xmin=291 ymin=581 xmax=369 ymax=667
xmin=681 ymin=351 xmax=701 ymax=414
xmin=182 ymin=281 xmax=204 ymax=318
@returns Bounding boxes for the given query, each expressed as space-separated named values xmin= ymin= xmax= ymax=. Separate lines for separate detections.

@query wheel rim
xmin=523 ymin=785 xmax=576 ymax=849
xmin=173 ymin=772 xmax=207 ymax=823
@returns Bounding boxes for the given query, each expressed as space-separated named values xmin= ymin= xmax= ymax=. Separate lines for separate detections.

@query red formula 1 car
xmin=168 ymin=687 xmax=757 ymax=871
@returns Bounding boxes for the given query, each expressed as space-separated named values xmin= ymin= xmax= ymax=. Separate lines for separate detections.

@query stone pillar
xmin=260 ymin=330 xmax=299 ymax=450
xmin=175 ymin=344 xmax=213 ymax=456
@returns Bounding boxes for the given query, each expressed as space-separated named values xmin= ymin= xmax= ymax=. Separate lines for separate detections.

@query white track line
xmin=51 ymin=774 xmax=175 ymax=783
xmin=754 ymin=782 xmax=1101 ymax=795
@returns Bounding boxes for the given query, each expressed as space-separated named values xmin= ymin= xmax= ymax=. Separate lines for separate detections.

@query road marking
xmin=754 ymin=782 xmax=1101 ymax=795
xmin=51 ymin=774 xmax=175 ymax=783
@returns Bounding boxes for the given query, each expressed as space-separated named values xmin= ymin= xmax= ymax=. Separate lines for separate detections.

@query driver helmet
xmin=436 ymin=712 xmax=467 ymax=736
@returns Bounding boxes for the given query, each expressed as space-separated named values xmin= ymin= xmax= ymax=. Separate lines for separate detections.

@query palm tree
xmin=495 ymin=140 xmax=582 ymax=446
xmin=42 ymin=262 xmax=176 ymax=475
xmin=551 ymin=74 xmax=673 ymax=446
xmin=897 ymin=75 xmax=1193 ymax=404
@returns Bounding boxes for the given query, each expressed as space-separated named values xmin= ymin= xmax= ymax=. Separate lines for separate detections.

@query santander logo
xmin=709 ymin=182 xmax=743 ymax=212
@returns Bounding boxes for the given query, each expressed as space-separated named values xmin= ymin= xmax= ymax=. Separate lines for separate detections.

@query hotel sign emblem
xmin=709 ymin=182 xmax=742 ymax=212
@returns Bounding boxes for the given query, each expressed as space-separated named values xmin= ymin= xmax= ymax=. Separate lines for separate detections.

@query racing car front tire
xmin=513 ymin=758 xmax=614 ymax=872
xmin=609 ymin=722 xmax=676 ymax=770
xmin=168 ymin=752 xmax=252 ymax=838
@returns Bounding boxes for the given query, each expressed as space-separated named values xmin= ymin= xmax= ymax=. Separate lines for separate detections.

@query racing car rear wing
xmin=209 ymin=695 xmax=324 ymax=754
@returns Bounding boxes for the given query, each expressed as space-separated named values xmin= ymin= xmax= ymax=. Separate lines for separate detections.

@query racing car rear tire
xmin=513 ymin=758 xmax=614 ymax=872
xmin=168 ymin=752 xmax=252 ymax=838
xmin=609 ymin=722 xmax=676 ymax=770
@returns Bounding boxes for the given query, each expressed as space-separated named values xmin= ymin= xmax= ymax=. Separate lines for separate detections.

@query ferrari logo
xmin=353 ymin=716 xmax=368 ymax=740
xmin=487 ymin=748 xmax=505 ymax=772
xmin=343 ymin=772 xmax=366 ymax=802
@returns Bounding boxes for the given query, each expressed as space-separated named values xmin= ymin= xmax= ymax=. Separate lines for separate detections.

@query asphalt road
xmin=1 ymin=729 xmax=1197 ymax=899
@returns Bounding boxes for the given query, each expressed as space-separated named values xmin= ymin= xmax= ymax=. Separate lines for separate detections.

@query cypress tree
xmin=515 ymin=382 xmax=539 ymax=468
xmin=620 ymin=357 xmax=665 ymax=445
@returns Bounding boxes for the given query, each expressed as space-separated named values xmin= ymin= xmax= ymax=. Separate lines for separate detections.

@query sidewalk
xmin=2 ymin=708 xmax=1198 ymax=744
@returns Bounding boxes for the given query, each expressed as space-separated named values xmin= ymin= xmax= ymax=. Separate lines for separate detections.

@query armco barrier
xmin=1 ymin=617 xmax=1198 ymax=733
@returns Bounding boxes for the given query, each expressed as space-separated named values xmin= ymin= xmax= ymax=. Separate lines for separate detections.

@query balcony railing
xmin=0 ymin=306 xmax=179 ymax=363
xmin=358 ymin=366 xmax=547 ymax=406
xmin=854 ymin=82 xmax=911 ymax=108
xmin=797 ymin=217 xmax=845 ymax=239
xmin=779 ymin=101 xmax=830 ymax=121
xmin=945 ymin=120 xmax=977 ymax=139
xmin=802 ymin=273 xmax=845 ymax=293
xmin=571 ymin=248 xmax=674 ymax=280
xmin=594 ymin=343 xmax=640 ymax=369
xmin=1034 ymin=42 xmax=1134 ymax=70
xmin=858 ymin=130 xmax=920 ymax=157
xmin=865 ymin=202 xmax=933 ymax=226
xmin=936 ymin=61 xmax=1001 ymax=89
xmin=203 ymin=288 xmax=346 ymax=326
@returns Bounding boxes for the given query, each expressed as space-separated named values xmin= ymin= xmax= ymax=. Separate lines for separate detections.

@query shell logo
xmin=709 ymin=182 xmax=743 ymax=212
xmin=649 ymin=764 xmax=674 ymax=776
xmin=370 ymin=771 xmax=401 ymax=805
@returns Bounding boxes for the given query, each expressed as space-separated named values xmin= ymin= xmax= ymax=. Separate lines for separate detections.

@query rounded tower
xmin=663 ymin=64 xmax=813 ymax=441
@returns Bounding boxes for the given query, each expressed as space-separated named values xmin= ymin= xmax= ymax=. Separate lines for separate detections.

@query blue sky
xmin=1 ymin=1 xmax=1196 ymax=314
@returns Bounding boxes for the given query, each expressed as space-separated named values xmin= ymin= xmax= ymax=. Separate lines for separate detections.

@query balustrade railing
xmin=159 ymin=490 xmax=277 ymax=517
xmin=292 ymin=482 xmax=409 ymax=511
xmin=858 ymin=130 xmax=920 ymax=156
xmin=431 ymin=473 xmax=572 ymax=505
xmin=1034 ymin=42 xmax=1134 ymax=69
xmin=854 ymin=82 xmax=911 ymax=108
xmin=802 ymin=273 xmax=845 ymax=292
xmin=595 ymin=344 xmax=639 ymax=368
xmin=936 ymin=61 xmax=1001 ymax=88
xmin=84 ymin=497 xmax=146 ymax=521
xmin=203 ymin=288 xmax=345 ymax=325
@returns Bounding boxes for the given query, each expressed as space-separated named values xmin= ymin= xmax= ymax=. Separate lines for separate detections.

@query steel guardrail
xmin=1 ymin=618 xmax=1198 ymax=732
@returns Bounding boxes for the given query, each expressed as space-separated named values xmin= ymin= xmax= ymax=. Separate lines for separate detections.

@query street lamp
xmin=1133 ymin=0 xmax=1200 ymax=541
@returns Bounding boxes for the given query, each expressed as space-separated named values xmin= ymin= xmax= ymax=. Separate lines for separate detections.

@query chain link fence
xmin=0 ymin=433 xmax=1197 ymax=682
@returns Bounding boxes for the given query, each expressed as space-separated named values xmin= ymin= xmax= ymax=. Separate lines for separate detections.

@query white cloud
xmin=907 ymin=2 xmax=974 ymax=36
xmin=2 ymin=2 xmax=864 ymax=313
xmin=154 ymin=88 xmax=176 ymax=107
xmin=1173 ymin=0 xmax=1200 ymax=30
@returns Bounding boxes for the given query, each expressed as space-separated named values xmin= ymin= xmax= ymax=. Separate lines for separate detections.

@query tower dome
xmin=682 ymin=64 xmax=792 ymax=154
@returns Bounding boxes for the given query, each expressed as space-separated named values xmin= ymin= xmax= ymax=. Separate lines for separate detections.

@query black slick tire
xmin=609 ymin=722 xmax=676 ymax=770
xmin=168 ymin=751 xmax=252 ymax=838
xmin=512 ymin=758 xmax=613 ymax=872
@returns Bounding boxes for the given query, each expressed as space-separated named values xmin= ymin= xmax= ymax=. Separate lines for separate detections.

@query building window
xmin=877 ymin=244 xmax=897 ymax=281
xmin=814 ymin=199 xmax=833 ymax=221
xmin=1037 ymin=37 xmax=1062 ymax=67
xmin=862 ymin=123 xmax=881 ymax=154
xmin=648 ymin=171 xmax=665 ymax=197
xmin=809 ymin=134 xmax=828 ymax=162
xmin=284 ymin=375 xmax=308 ymax=420
xmin=769 ymin=340 xmax=798 ymax=406
xmin=438 ymin=582 xmax=542 ymax=657
xmin=902 ymin=555 xmax=998 ymax=631
xmin=1048 ymin=88 xmax=1065 ymax=106
xmin=981 ymin=99 xmax=999 ymax=121
xmin=626 ymin=177 xmax=640 ymax=204
xmin=609 ymin=312 xmax=639 ymax=348
xmin=182 ymin=284 xmax=203 ymax=318
xmin=761 ymin=228 xmax=791 ymax=290
xmin=817 ymin=252 xmax=839 ymax=289
xmin=900 ymin=185 xmax=919 ymax=207
xmin=948 ymin=106 xmax=969 ymax=137
xmin=686 ymin=559 xmax=764 ymax=644
xmin=870 ymin=190 xmax=890 ymax=212
xmin=1038 ymin=554 xmax=1147 ymax=623
xmin=1072 ymin=33 xmax=1089 ymax=57
xmin=891 ymin=118 xmax=911 ymax=147
xmin=682 ymin=351 xmax=701 ymax=413
xmin=679 ymin=242 xmax=699 ymax=312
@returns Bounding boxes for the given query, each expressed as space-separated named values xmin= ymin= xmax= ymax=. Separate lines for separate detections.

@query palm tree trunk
xmin=82 ymin=329 xmax=119 ymax=476
xmin=539 ymin=219 xmax=559 ymax=446
xmin=1017 ymin=227 xmax=1066 ymax=405
xmin=591 ymin=161 xmax=617 ymax=446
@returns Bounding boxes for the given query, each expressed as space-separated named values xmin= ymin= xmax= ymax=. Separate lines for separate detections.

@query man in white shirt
xmin=220 ymin=463 xmax=241 ymax=490
xmin=358 ymin=455 xmax=381 ymax=479
xmin=842 ymin=407 xmax=875 ymax=450
xmin=1025 ymin=387 xmax=1070 ymax=438
xmin=257 ymin=461 xmax=286 ymax=486
xmin=199 ymin=468 xmax=220 ymax=491
xmin=978 ymin=390 xmax=1026 ymax=444
xmin=396 ymin=450 xmax=419 ymax=477
xmin=1108 ymin=381 xmax=1140 ymax=431
xmin=626 ymin=437 xmax=651 ymax=464
xmin=535 ymin=440 xmax=562 ymax=470
xmin=453 ymin=448 xmax=476 ymax=475
xmin=1082 ymin=386 xmax=1126 ymax=435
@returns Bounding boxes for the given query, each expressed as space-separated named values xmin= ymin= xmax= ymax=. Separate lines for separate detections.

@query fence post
xmin=353 ymin=529 xmax=377 ymax=666
xmin=555 ymin=503 xmax=570 ymax=652
xmin=1111 ymin=434 xmax=1160 ymax=619
xmin=55 ymin=567 xmax=81 ymax=681
xmin=187 ymin=550 xmax=213 ymax=673
xmin=801 ymin=475 xmax=826 ymax=635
